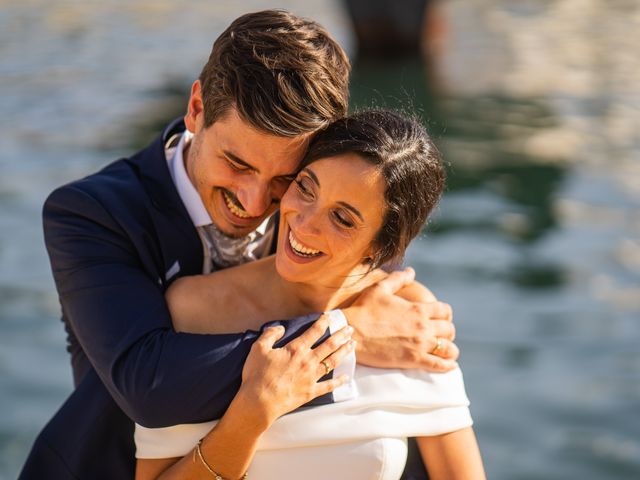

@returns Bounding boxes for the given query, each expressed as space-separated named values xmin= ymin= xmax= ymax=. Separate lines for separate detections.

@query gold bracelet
xmin=193 ymin=439 xmax=248 ymax=480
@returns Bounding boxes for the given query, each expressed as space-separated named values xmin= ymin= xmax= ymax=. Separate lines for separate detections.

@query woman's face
xmin=275 ymin=154 xmax=386 ymax=286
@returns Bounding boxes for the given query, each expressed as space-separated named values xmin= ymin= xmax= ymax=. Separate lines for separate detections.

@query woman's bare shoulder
xmin=364 ymin=269 xmax=437 ymax=302
xmin=166 ymin=257 xmax=274 ymax=334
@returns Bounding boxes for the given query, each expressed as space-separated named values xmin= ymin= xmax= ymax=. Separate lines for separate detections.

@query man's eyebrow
xmin=276 ymin=170 xmax=299 ymax=180
xmin=224 ymin=151 xmax=297 ymax=179
xmin=337 ymin=201 xmax=364 ymax=222
xmin=223 ymin=150 xmax=257 ymax=171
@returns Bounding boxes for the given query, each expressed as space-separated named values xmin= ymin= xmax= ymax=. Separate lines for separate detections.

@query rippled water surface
xmin=1 ymin=1 xmax=638 ymax=479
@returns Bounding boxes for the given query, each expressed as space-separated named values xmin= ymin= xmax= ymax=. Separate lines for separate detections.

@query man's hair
xmin=199 ymin=9 xmax=351 ymax=137
xmin=302 ymin=110 xmax=446 ymax=269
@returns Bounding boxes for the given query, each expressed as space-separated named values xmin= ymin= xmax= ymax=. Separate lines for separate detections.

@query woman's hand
xmin=235 ymin=315 xmax=355 ymax=431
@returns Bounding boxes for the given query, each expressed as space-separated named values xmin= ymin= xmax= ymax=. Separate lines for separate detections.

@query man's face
xmin=184 ymin=81 xmax=310 ymax=237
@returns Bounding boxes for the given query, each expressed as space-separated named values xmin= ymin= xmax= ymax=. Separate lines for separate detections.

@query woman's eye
xmin=295 ymin=178 xmax=314 ymax=199
xmin=333 ymin=211 xmax=354 ymax=229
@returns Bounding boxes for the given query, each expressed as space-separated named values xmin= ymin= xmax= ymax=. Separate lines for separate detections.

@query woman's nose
xmin=292 ymin=207 xmax=323 ymax=237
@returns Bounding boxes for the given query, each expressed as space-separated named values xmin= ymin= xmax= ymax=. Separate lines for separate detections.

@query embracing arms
xmin=168 ymin=266 xmax=459 ymax=371
xmin=44 ymin=182 xmax=458 ymax=428
xmin=344 ymin=268 xmax=458 ymax=371
xmin=43 ymin=185 xmax=328 ymax=427
xmin=137 ymin=318 xmax=355 ymax=480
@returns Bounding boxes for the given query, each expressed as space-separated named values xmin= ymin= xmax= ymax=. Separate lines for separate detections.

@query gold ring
xmin=431 ymin=338 xmax=443 ymax=355
xmin=321 ymin=360 xmax=332 ymax=376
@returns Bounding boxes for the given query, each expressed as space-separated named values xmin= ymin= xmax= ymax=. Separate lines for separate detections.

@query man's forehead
xmin=208 ymin=107 xmax=313 ymax=173
xmin=224 ymin=135 xmax=310 ymax=171
xmin=219 ymin=107 xmax=311 ymax=143
xmin=223 ymin=147 xmax=302 ymax=177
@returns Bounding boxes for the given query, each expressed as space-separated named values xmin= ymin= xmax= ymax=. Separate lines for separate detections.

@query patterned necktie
xmin=198 ymin=218 xmax=275 ymax=272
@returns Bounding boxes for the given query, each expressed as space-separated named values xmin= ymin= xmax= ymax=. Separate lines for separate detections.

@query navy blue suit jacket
xmin=20 ymin=119 xmax=428 ymax=479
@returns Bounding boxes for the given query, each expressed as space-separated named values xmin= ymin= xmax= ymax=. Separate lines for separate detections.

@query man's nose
xmin=237 ymin=181 xmax=272 ymax=217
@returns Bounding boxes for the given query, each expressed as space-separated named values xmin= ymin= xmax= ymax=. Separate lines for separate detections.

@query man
xmin=20 ymin=10 xmax=457 ymax=479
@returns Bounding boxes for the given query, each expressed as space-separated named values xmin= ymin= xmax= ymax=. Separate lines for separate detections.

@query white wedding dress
xmin=135 ymin=312 xmax=473 ymax=480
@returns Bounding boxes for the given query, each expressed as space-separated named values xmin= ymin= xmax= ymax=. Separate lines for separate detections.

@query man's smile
xmin=221 ymin=189 xmax=254 ymax=219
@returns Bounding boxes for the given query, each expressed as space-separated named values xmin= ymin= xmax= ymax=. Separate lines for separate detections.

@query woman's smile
xmin=283 ymin=225 xmax=326 ymax=264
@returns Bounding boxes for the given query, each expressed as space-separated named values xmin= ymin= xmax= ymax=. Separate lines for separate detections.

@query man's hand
xmin=343 ymin=267 xmax=459 ymax=372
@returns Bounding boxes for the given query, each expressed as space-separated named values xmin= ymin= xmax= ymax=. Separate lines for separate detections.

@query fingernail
xmin=346 ymin=326 xmax=354 ymax=335
xmin=350 ymin=340 xmax=357 ymax=350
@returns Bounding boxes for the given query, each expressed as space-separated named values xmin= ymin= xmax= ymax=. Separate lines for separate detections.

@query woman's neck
xmin=268 ymin=260 xmax=382 ymax=315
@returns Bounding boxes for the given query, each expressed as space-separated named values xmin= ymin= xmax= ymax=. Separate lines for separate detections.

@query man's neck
xmin=181 ymin=138 xmax=195 ymax=196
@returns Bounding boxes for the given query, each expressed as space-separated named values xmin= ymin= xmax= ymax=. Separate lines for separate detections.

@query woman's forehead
xmin=304 ymin=154 xmax=385 ymax=221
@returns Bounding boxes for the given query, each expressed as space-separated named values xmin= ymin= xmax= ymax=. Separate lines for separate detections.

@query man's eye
xmin=226 ymin=159 xmax=248 ymax=171
xmin=278 ymin=175 xmax=297 ymax=184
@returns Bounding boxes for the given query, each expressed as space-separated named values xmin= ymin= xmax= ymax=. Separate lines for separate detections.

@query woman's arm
xmin=135 ymin=390 xmax=272 ymax=480
xmin=400 ymin=272 xmax=482 ymax=477
xmin=136 ymin=315 xmax=355 ymax=480
xmin=417 ymin=428 xmax=486 ymax=480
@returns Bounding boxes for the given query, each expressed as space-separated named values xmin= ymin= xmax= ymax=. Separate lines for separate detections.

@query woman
xmin=135 ymin=110 xmax=486 ymax=480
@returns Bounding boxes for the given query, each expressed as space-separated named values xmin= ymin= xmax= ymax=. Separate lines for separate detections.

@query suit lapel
xmin=128 ymin=120 xmax=204 ymax=283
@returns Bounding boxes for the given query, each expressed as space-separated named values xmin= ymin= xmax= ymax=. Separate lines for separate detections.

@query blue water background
xmin=1 ymin=1 xmax=639 ymax=478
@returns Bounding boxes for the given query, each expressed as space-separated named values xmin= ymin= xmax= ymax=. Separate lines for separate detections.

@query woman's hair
xmin=199 ymin=9 xmax=351 ymax=137
xmin=302 ymin=110 xmax=445 ymax=268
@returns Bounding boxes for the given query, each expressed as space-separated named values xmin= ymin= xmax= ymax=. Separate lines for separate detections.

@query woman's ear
xmin=361 ymin=242 xmax=378 ymax=266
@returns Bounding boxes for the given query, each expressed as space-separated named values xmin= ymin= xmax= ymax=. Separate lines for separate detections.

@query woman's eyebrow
xmin=301 ymin=167 xmax=320 ymax=186
xmin=337 ymin=201 xmax=364 ymax=222
xmin=302 ymin=167 xmax=364 ymax=221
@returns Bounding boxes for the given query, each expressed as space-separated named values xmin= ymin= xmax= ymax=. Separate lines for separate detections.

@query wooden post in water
xmin=343 ymin=0 xmax=430 ymax=57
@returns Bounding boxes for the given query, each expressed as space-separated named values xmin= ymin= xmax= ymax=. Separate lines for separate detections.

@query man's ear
xmin=184 ymin=80 xmax=204 ymax=133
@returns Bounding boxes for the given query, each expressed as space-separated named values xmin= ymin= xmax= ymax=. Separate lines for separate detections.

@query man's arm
xmin=43 ymin=185 xmax=322 ymax=428
xmin=343 ymin=268 xmax=459 ymax=372
xmin=166 ymin=262 xmax=459 ymax=373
